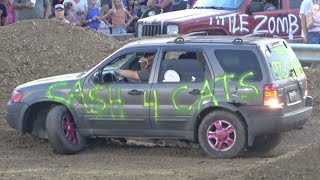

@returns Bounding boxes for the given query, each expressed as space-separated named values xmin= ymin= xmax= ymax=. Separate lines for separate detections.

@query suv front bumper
xmin=239 ymin=96 xmax=313 ymax=146
xmin=6 ymin=101 xmax=29 ymax=133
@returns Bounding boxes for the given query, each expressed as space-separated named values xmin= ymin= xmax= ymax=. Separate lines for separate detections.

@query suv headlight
xmin=137 ymin=24 xmax=143 ymax=37
xmin=167 ymin=25 xmax=179 ymax=35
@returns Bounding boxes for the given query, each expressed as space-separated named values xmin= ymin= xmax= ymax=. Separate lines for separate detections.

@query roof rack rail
xmin=243 ymin=32 xmax=268 ymax=37
xmin=172 ymin=31 xmax=208 ymax=44
xmin=233 ymin=38 xmax=243 ymax=45
xmin=173 ymin=36 xmax=185 ymax=44
xmin=183 ymin=31 xmax=208 ymax=37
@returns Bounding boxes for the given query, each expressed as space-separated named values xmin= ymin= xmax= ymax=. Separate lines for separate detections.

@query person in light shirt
xmin=300 ymin=0 xmax=320 ymax=43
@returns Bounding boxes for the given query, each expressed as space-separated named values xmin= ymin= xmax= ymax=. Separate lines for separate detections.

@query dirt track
xmin=1 ymin=20 xmax=320 ymax=180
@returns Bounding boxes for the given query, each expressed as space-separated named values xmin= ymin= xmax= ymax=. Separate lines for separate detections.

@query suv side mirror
xmin=246 ymin=2 xmax=264 ymax=14
xmin=92 ymin=71 xmax=102 ymax=84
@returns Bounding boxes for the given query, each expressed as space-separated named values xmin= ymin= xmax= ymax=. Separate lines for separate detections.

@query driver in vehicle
xmin=115 ymin=53 xmax=154 ymax=82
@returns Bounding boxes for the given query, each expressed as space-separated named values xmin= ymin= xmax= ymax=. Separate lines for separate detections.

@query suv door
xmin=149 ymin=47 xmax=213 ymax=131
xmin=248 ymin=0 xmax=296 ymax=38
xmin=82 ymin=49 xmax=158 ymax=136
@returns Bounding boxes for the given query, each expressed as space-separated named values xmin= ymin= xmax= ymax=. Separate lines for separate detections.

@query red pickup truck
xmin=137 ymin=0 xmax=303 ymax=40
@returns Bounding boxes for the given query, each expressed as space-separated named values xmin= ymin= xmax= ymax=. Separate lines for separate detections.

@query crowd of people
xmin=0 ymin=0 xmax=197 ymax=34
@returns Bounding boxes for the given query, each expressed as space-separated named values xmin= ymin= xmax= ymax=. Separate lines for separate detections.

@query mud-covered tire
xmin=249 ymin=134 xmax=281 ymax=153
xmin=198 ymin=110 xmax=246 ymax=159
xmin=46 ymin=105 xmax=86 ymax=154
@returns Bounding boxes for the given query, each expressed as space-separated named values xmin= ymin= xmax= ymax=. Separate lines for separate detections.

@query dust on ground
xmin=0 ymin=20 xmax=320 ymax=180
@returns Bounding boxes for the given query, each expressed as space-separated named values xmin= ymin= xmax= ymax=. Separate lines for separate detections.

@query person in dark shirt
xmin=115 ymin=53 xmax=154 ymax=82
xmin=0 ymin=1 xmax=7 ymax=26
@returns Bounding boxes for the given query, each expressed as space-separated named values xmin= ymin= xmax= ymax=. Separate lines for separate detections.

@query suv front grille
xmin=142 ymin=25 xmax=166 ymax=36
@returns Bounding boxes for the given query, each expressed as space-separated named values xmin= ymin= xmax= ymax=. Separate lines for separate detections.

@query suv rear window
xmin=215 ymin=50 xmax=263 ymax=82
xmin=265 ymin=44 xmax=304 ymax=80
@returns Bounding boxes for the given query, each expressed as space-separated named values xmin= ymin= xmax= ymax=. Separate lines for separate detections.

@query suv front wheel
xmin=198 ymin=110 xmax=246 ymax=159
xmin=46 ymin=105 xmax=86 ymax=154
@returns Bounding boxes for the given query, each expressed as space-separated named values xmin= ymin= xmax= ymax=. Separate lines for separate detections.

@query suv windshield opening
xmin=193 ymin=0 xmax=245 ymax=10
xmin=265 ymin=44 xmax=305 ymax=80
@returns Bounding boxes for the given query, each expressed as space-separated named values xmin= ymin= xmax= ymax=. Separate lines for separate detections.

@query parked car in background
xmin=137 ymin=0 xmax=303 ymax=41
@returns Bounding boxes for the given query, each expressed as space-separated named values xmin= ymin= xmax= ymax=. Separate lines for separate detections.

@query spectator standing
xmin=127 ymin=0 xmax=137 ymax=33
xmin=0 ymin=0 xmax=7 ymax=25
xmin=300 ymin=0 xmax=320 ymax=43
xmin=147 ymin=0 xmax=172 ymax=13
xmin=54 ymin=4 xmax=68 ymax=23
xmin=186 ymin=0 xmax=196 ymax=9
xmin=135 ymin=0 xmax=147 ymax=17
xmin=13 ymin=0 xmax=50 ymax=20
xmin=100 ymin=0 xmax=111 ymax=16
xmin=64 ymin=1 xmax=79 ymax=25
xmin=5 ymin=0 xmax=16 ymax=24
xmin=50 ymin=0 xmax=63 ymax=16
xmin=102 ymin=0 xmax=132 ymax=34
xmin=64 ymin=0 xmax=87 ymax=23
xmin=306 ymin=4 xmax=320 ymax=43
xmin=82 ymin=0 xmax=101 ymax=30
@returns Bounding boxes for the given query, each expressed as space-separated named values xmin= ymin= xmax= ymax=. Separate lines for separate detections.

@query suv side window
xmin=157 ymin=50 xmax=210 ymax=83
xmin=214 ymin=49 xmax=263 ymax=82
xmin=290 ymin=0 xmax=303 ymax=9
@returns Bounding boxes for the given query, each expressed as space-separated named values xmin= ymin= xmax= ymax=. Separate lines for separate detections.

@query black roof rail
xmin=172 ymin=31 xmax=208 ymax=44
xmin=173 ymin=37 xmax=185 ymax=44
xmin=232 ymin=38 xmax=243 ymax=45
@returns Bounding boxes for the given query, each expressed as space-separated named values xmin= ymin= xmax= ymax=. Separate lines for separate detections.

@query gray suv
xmin=6 ymin=35 xmax=313 ymax=158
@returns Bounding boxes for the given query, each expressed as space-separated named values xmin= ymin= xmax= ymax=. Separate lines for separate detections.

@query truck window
xmin=193 ymin=0 xmax=245 ymax=10
xmin=290 ymin=0 xmax=303 ymax=9
xmin=265 ymin=44 xmax=304 ymax=80
xmin=214 ymin=50 xmax=263 ymax=82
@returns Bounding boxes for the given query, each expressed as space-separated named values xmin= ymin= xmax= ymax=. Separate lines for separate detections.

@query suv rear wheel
xmin=46 ymin=105 xmax=86 ymax=154
xmin=198 ymin=110 xmax=246 ymax=159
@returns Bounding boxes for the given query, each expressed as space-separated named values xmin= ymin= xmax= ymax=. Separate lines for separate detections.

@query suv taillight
xmin=263 ymin=84 xmax=280 ymax=108
xmin=10 ymin=90 xmax=23 ymax=103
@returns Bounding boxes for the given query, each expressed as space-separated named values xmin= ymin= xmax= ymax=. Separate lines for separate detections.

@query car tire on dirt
xmin=248 ymin=134 xmax=281 ymax=153
xmin=198 ymin=110 xmax=246 ymax=159
xmin=46 ymin=105 xmax=86 ymax=154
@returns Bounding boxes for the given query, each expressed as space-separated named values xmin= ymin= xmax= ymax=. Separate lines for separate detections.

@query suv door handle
xmin=189 ymin=89 xmax=203 ymax=96
xmin=128 ymin=90 xmax=143 ymax=96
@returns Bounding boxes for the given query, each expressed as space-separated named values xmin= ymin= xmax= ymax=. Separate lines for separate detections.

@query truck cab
xmin=137 ymin=0 xmax=303 ymax=40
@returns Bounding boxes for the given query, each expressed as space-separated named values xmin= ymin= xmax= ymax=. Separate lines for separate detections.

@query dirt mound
xmin=305 ymin=68 xmax=320 ymax=113
xmin=243 ymin=143 xmax=320 ymax=179
xmin=0 ymin=20 xmax=122 ymax=101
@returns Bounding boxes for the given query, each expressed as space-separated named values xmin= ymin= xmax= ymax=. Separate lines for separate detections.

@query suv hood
xmin=17 ymin=72 xmax=83 ymax=89
xmin=139 ymin=9 xmax=233 ymax=23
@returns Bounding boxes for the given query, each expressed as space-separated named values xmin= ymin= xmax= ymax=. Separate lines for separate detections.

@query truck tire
xmin=46 ymin=105 xmax=86 ymax=154
xmin=198 ymin=110 xmax=246 ymax=159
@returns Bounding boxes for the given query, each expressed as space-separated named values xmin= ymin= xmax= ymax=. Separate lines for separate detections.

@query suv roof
xmin=125 ymin=35 xmax=284 ymax=48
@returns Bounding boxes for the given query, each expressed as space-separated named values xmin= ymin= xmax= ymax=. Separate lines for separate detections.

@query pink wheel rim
xmin=207 ymin=120 xmax=236 ymax=151
xmin=62 ymin=112 xmax=78 ymax=144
